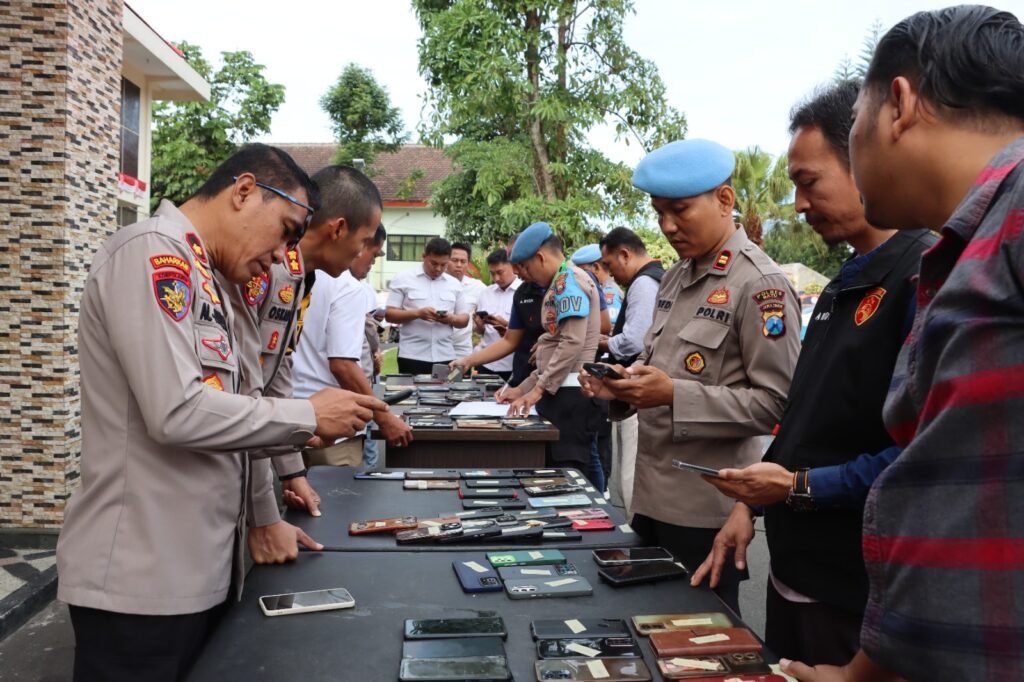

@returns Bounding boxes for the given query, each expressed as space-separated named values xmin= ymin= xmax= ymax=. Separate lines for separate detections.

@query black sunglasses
xmin=233 ymin=176 xmax=314 ymax=247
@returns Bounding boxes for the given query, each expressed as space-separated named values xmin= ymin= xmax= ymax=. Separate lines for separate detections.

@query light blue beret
xmin=632 ymin=139 xmax=736 ymax=199
xmin=570 ymin=244 xmax=602 ymax=265
xmin=510 ymin=222 xmax=553 ymax=263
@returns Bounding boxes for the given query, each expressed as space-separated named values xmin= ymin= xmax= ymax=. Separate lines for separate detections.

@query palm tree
xmin=732 ymin=146 xmax=795 ymax=246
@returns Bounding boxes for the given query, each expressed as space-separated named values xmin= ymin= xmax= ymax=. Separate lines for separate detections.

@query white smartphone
xmin=671 ymin=459 xmax=723 ymax=478
xmin=258 ymin=588 xmax=355 ymax=616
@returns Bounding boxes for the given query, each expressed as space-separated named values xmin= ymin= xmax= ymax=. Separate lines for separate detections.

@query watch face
xmin=786 ymin=492 xmax=816 ymax=512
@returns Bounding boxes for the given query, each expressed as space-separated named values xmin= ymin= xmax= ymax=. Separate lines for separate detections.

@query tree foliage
xmin=412 ymin=0 xmax=687 ymax=250
xmin=833 ymin=19 xmax=884 ymax=82
xmin=733 ymin=147 xmax=795 ymax=246
xmin=320 ymin=64 xmax=407 ymax=167
xmin=150 ymin=42 xmax=285 ymax=210
xmin=762 ymin=219 xmax=850 ymax=279
xmin=634 ymin=226 xmax=677 ymax=268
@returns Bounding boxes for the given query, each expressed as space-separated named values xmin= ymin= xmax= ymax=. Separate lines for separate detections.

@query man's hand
xmin=282 ymin=476 xmax=321 ymax=517
xmin=472 ymin=313 xmax=487 ymax=334
xmin=507 ymin=386 xmax=544 ymax=417
xmin=690 ymin=503 xmax=755 ymax=589
xmin=495 ymin=384 xmax=524 ymax=405
xmin=309 ymin=388 xmax=388 ymax=440
xmin=704 ymin=462 xmax=793 ymax=506
xmin=489 ymin=315 xmax=508 ymax=332
xmin=378 ymin=410 xmax=413 ymax=447
xmin=605 ymin=364 xmax=674 ymax=408
xmin=780 ymin=651 xmax=903 ymax=682
xmin=597 ymin=334 xmax=610 ymax=353
xmin=248 ymin=521 xmax=322 ymax=564
xmin=579 ymin=366 xmax=617 ymax=401
xmin=372 ymin=351 xmax=382 ymax=375
xmin=450 ymin=357 xmax=473 ymax=373
xmin=417 ymin=306 xmax=438 ymax=322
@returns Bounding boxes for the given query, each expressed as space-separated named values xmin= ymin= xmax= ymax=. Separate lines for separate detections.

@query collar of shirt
xmin=945 ymin=135 xmax=1024 ymax=241
xmin=836 ymin=240 xmax=883 ymax=287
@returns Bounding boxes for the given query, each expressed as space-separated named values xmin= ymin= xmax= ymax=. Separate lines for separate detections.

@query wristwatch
xmin=786 ymin=468 xmax=816 ymax=512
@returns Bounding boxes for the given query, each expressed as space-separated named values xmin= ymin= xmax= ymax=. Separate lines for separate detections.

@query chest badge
xmin=855 ymin=287 xmax=887 ymax=326
xmin=278 ymin=285 xmax=295 ymax=304
xmin=245 ymin=272 xmax=270 ymax=306
xmin=268 ymin=330 xmax=280 ymax=351
xmin=707 ymin=287 xmax=730 ymax=305
xmin=685 ymin=351 xmax=706 ymax=375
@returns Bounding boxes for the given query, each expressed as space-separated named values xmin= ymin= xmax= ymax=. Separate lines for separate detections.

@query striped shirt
xmin=863 ymin=136 xmax=1024 ymax=679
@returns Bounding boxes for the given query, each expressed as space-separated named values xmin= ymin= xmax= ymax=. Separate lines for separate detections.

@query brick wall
xmin=0 ymin=0 xmax=122 ymax=529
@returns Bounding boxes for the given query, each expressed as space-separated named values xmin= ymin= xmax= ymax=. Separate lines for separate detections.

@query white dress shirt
xmin=386 ymin=267 xmax=468 ymax=362
xmin=473 ymin=278 xmax=521 ymax=372
xmin=452 ymin=275 xmax=487 ymax=356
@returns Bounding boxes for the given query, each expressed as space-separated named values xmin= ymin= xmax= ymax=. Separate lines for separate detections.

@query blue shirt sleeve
xmin=808 ymin=445 xmax=903 ymax=509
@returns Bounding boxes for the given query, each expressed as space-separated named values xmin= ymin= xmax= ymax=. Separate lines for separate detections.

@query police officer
xmin=581 ymin=139 xmax=800 ymax=612
xmin=498 ymin=222 xmax=604 ymax=480
xmin=570 ymin=243 xmax=615 ymax=334
xmin=57 ymin=145 xmax=388 ymax=680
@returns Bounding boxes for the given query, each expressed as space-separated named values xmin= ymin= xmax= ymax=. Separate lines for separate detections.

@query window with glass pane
xmin=386 ymin=235 xmax=439 ymax=261
xmin=120 ymin=78 xmax=141 ymax=178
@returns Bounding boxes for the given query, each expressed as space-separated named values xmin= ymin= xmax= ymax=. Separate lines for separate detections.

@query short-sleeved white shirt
xmin=452 ymin=275 xmax=487 ymax=356
xmin=473 ymin=278 xmax=521 ymax=372
xmin=386 ymin=267 xmax=468 ymax=362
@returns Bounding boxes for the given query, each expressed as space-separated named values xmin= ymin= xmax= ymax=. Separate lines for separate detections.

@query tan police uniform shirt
xmin=56 ymin=201 xmax=317 ymax=615
xmin=622 ymin=227 xmax=800 ymax=529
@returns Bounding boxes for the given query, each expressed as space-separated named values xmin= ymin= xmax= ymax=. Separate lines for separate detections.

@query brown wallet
xmin=649 ymin=627 xmax=762 ymax=657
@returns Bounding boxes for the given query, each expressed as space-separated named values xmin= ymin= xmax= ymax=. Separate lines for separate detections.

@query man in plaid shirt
xmin=783 ymin=6 xmax=1024 ymax=682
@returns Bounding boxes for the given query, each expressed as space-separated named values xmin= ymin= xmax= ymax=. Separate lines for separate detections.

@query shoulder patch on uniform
xmin=761 ymin=308 xmax=786 ymax=338
xmin=712 ymin=250 xmax=731 ymax=270
xmin=245 ymin=272 xmax=270 ymax=306
xmin=193 ymin=258 xmax=212 ymax=280
xmin=552 ymin=269 xmax=590 ymax=325
xmin=553 ymin=272 xmax=568 ymax=295
xmin=201 ymin=334 xmax=232 ymax=361
xmin=707 ymin=287 xmax=729 ymax=305
xmin=685 ymin=351 xmax=706 ymax=375
xmin=149 ymin=254 xmax=190 ymax=275
xmin=202 ymin=373 xmax=224 ymax=391
xmin=286 ymin=248 xmax=302 ymax=275
xmin=855 ymin=287 xmax=886 ymax=326
xmin=153 ymin=271 xmax=191 ymax=322
xmin=201 ymin=281 xmax=221 ymax=305
xmin=752 ymin=289 xmax=786 ymax=304
xmin=185 ymin=232 xmax=208 ymax=263
xmin=278 ymin=285 xmax=295 ymax=304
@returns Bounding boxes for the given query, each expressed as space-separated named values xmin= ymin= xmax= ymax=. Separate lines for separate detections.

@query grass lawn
xmin=381 ymin=347 xmax=398 ymax=375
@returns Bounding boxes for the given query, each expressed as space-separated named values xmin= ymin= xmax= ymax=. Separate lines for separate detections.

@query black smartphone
xmin=583 ymin=362 xmax=625 ymax=380
xmin=384 ymin=389 xmax=415 ymax=405
xmin=439 ymin=524 xmax=502 ymax=543
xmin=592 ymin=547 xmax=675 ymax=566
xmin=530 ymin=618 xmax=631 ymax=640
xmin=452 ymin=560 xmax=503 ymax=592
xmin=475 ymin=310 xmax=490 ymax=319
xmin=399 ymin=656 xmax=510 ymax=681
xmin=354 ymin=470 xmax=406 ymax=480
xmin=402 ymin=636 xmax=506 ymax=659
xmin=404 ymin=616 xmax=507 ymax=640
xmin=536 ymin=636 xmax=643 ymax=659
xmin=597 ymin=561 xmax=688 ymax=587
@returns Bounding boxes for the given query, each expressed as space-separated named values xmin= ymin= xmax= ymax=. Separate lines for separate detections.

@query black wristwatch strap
xmin=279 ymin=468 xmax=308 ymax=481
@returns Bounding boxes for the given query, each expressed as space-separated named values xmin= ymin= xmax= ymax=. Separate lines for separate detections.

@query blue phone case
xmin=452 ymin=559 xmax=503 ymax=593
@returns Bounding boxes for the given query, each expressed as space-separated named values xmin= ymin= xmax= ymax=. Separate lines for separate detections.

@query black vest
xmin=510 ymin=282 xmax=546 ymax=386
xmin=608 ymin=260 xmax=665 ymax=364
xmin=764 ymin=229 xmax=937 ymax=615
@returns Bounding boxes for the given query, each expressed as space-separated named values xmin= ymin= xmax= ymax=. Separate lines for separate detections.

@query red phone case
xmin=572 ymin=518 xmax=616 ymax=531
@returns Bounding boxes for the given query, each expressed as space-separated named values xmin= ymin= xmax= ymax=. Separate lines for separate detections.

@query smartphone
xmin=402 ymin=636 xmax=506 ymax=659
xmin=431 ymin=363 xmax=450 ymax=380
xmin=463 ymin=498 xmax=525 ymax=510
xmin=557 ymin=508 xmax=610 ymax=521
xmin=354 ymin=470 xmax=406 ymax=480
xmin=464 ymin=479 xmax=521 ymax=488
xmin=487 ymin=549 xmax=566 ymax=567
xmin=384 ymin=389 xmax=415 ymax=405
xmin=452 ymin=560 xmax=503 ymax=592
xmin=504 ymin=575 xmax=593 ymax=599
xmin=592 ymin=547 xmax=674 ymax=566
xmin=531 ymin=618 xmax=631 ymax=640
xmin=649 ymin=627 xmax=763 ymax=657
xmin=449 ymin=508 xmax=504 ymax=520
xmin=597 ymin=561 xmax=688 ymax=587
xmin=631 ymin=612 xmax=733 ymax=635
xmin=527 ymin=494 xmax=594 ymax=508
xmin=440 ymin=524 xmax=503 ymax=543
xmin=404 ymin=616 xmax=507 ymax=640
xmin=349 ymin=516 xmax=418 ymax=535
xmin=461 ymin=469 xmax=517 ymax=479
xmin=399 ymin=656 xmax=510 ymax=681
xmin=572 ymin=518 xmax=615 ymax=531
xmin=407 ymin=469 xmax=461 ymax=480
xmin=497 ymin=525 xmax=545 ymax=542
xmin=536 ymin=637 xmax=642 ymax=660
xmin=395 ymin=522 xmax=464 ymax=544
xmin=541 ymin=529 xmax=583 ymax=541
xmin=534 ymin=658 xmax=652 ymax=681
xmin=671 ymin=459 xmax=723 ymax=478
xmin=498 ymin=563 xmax=580 ymax=580
xmin=525 ymin=483 xmax=585 ymax=496
xmin=258 ymin=588 xmax=354 ymax=616
xmin=519 ymin=476 xmax=569 ymax=487
xmin=405 ymin=480 xmax=460 ymax=490
xmin=459 ymin=486 xmax=518 ymax=500
xmin=582 ymin=362 xmax=625 ymax=380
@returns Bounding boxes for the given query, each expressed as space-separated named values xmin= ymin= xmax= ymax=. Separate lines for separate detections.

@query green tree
xmin=412 ymin=0 xmax=687 ymax=250
xmin=833 ymin=19 xmax=884 ymax=82
xmin=762 ymin=219 xmax=849 ymax=279
xmin=320 ymin=64 xmax=407 ymax=167
xmin=634 ymin=226 xmax=677 ymax=268
xmin=732 ymin=147 xmax=795 ymax=246
xmin=150 ymin=42 xmax=285 ymax=210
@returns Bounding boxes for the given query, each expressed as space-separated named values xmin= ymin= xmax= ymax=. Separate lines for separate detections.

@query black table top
xmin=286 ymin=467 xmax=640 ymax=552
xmin=189 ymin=549 xmax=760 ymax=682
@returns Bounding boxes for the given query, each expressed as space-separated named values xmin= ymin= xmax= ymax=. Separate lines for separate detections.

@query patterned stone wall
xmin=0 ymin=0 xmax=122 ymax=529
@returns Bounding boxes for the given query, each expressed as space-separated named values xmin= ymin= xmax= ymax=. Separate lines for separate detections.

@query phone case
xmin=631 ymin=613 xmax=733 ymax=636
xmin=459 ymin=486 xmax=519 ymax=499
xmin=525 ymin=483 xmax=585 ymax=496
xmin=407 ymin=416 xmax=456 ymax=428
xmin=404 ymin=617 xmax=507 ymax=640
xmin=531 ymin=619 xmax=631 ymax=640
xmin=504 ymin=575 xmax=593 ymax=599
xmin=572 ymin=518 xmax=616 ymax=531
xmin=416 ymin=516 xmax=461 ymax=529
xmin=464 ymin=479 xmax=521 ymax=488
xmin=498 ymin=563 xmax=580 ymax=580
xmin=395 ymin=522 xmax=463 ymax=544
xmin=557 ymin=508 xmax=610 ymax=521
xmin=406 ymin=469 xmax=461 ymax=480
xmin=487 ymin=549 xmax=566 ymax=567
xmin=448 ymin=508 xmax=504 ymax=519
xmin=439 ymin=524 xmax=503 ymax=543
xmin=655 ymin=653 xmax=772 ymax=680
xmin=597 ymin=562 xmax=688 ymax=586
xmin=452 ymin=560 xmax=504 ymax=592
xmin=461 ymin=469 xmax=518 ymax=479
xmin=399 ymin=655 xmax=511 ymax=681
xmin=404 ymin=480 xmax=460 ymax=490
xmin=403 ymin=637 xmax=506 ymax=659
xmin=497 ymin=525 xmax=545 ymax=542
xmin=528 ymin=494 xmax=593 ymax=508
xmin=649 ymin=627 xmax=763 ymax=657
xmin=513 ymin=468 xmax=564 ymax=477
xmin=462 ymin=498 xmax=526 ymax=510
xmin=519 ymin=477 xmax=570 ymax=487
xmin=354 ymin=470 xmax=406 ymax=480
xmin=592 ymin=547 xmax=675 ymax=565
xmin=512 ymin=508 xmax=558 ymax=521
xmin=536 ymin=637 xmax=642 ymax=660
xmin=542 ymin=529 xmax=583 ymax=541
xmin=534 ymin=658 xmax=651 ymax=681
xmin=348 ymin=516 xmax=418 ymax=535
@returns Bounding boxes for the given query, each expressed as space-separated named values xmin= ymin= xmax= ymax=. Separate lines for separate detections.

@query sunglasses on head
xmin=233 ymin=175 xmax=314 ymax=248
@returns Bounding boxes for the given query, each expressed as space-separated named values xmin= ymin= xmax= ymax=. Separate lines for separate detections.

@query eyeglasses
xmin=233 ymin=176 xmax=314 ymax=247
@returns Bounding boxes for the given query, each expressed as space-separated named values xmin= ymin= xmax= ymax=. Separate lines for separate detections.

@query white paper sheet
xmin=448 ymin=401 xmax=537 ymax=417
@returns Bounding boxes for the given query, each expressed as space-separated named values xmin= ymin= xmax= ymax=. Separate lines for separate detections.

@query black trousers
xmin=70 ymin=603 xmax=225 ymax=682
xmin=397 ymin=357 xmax=452 ymax=375
xmin=630 ymin=514 xmax=748 ymax=616
xmin=765 ymin=580 xmax=862 ymax=666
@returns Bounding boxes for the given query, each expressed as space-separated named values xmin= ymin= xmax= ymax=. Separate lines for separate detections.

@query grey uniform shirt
xmin=56 ymin=201 xmax=316 ymax=615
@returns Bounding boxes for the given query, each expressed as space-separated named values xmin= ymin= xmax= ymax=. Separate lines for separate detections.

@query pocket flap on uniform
xmin=678 ymin=319 xmax=730 ymax=349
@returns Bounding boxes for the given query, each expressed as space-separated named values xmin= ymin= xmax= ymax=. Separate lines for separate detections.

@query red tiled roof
xmin=272 ymin=144 xmax=453 ymax=204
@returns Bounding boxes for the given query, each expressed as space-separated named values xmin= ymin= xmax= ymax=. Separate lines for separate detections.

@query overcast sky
xmin=130 ymin=0 xmax=1024 ymax=164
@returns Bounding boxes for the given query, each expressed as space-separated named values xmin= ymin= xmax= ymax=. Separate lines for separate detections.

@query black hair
xmin=193 ymin=143 xmax=321 ymax=210
xmin=865 ymin=6 xmax=1024 ymax=128
xmin=451 ymin=242 xmax=472 ymax=258
xmin=486 ymin=248 xmax=509 ymax=266
xmin=539 ymin=233 xmax=563 ymax=255
xmin=371 ymin=224 xmax=387 ymax=246
xmin=309 ymin=165 xmax=382 ymax=231
xmin=600 ymin=226 xmax=648 ymax=256
xmin=789 ymin=80 xmax=861 ymax=168
xmin=424 ymin=236 xmax=452 ymax=257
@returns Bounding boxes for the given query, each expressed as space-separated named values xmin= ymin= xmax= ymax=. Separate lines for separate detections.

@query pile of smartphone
xmin=453 ymin=549 xmax=596 ymax=599
xmin=400 ymin=616 xmax=511 ymax=681
xmin=593 ymin=547 xmax=689 ymax=587
xmin=630 ymin=613 xmax=773 ymax=680
xmin=531 ymin=617 xmax=651 ymax=681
